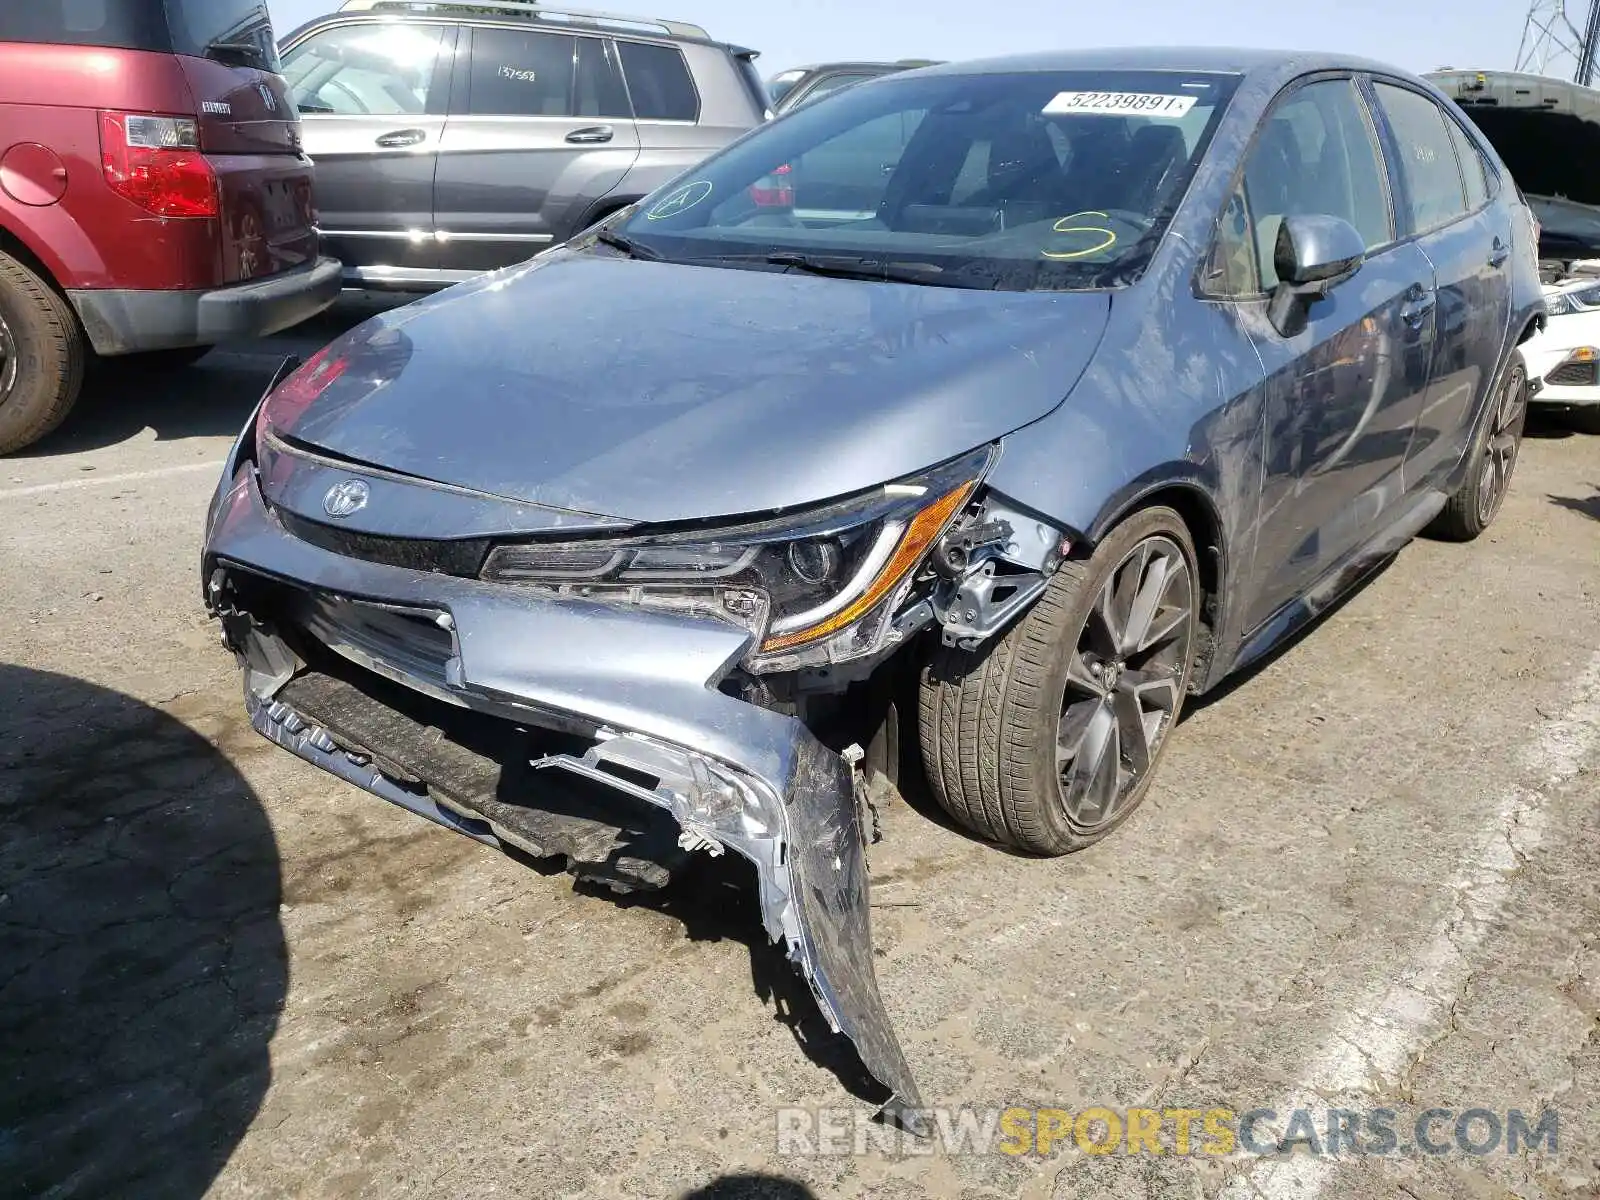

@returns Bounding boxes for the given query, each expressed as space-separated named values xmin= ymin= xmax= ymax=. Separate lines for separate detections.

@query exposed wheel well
xmin=1516 ymin=313 xmax=1545 ymax=344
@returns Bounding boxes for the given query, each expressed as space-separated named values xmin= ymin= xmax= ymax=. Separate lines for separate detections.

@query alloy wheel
xmin=1056 ymin=535 xmax=1195 ymax=830
xmin=1477 ymin=365 xmax=1527 ymax=525
xmin=0 ymin=311 xmax=17 ymax=409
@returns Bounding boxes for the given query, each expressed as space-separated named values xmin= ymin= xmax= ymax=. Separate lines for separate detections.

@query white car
xmin=1525 ymin=277 xmax=1600 ymax=432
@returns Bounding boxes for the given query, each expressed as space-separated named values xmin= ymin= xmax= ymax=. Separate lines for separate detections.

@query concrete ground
xmin=1 ymin=299 xmax=1597 ymax=1200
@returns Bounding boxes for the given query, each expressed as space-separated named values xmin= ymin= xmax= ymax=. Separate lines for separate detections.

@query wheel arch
xmin=0 ymin=218 xmax=71 ymax=298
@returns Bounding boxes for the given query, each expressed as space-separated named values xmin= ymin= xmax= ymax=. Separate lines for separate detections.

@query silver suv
xmin=278 ymin=0 xmax=768 ymax=290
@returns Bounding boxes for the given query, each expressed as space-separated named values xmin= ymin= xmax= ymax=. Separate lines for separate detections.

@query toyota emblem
xmin=323 ymin=479 xmax=369 ymax=519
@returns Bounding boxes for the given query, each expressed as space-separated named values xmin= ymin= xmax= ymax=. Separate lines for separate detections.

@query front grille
xmin=289 ymin=590 xmax=456 ymax=689
xmin=1546 ymin=360 xmax=1599 ymax=387
xmin=277 ymin=507 xmax=490 ymax=577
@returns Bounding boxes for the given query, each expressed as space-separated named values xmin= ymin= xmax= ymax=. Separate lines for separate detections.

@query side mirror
xmin=1268 ymin=214 xmax=1367 ymax=336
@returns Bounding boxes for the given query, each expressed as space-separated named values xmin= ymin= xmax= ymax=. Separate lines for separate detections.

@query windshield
xmin=619 ymin=69 xmax=1239 ymax=291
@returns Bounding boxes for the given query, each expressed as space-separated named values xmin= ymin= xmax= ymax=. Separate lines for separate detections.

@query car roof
xmin=778 ymin=61 xmax=936 ymax=74
xmin=282 ymin=1 xmax=730 ymax=51
xmin=908 ymin=45 xmax=1413 ymax=81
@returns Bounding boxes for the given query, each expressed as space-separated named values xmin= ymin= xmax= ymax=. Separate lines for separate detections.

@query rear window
xmin=617 ymin=40 xmax=699 ymax=121
xmin=0 ymin=0 xmax=278 ymax=71
xmin=165 ymin=0 xmax=278 ymax=72
xmin=0 ymin=0 xmax=169 ymax=50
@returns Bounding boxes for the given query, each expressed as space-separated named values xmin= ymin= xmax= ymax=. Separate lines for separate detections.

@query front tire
xmin=0 ymin=250 xmax=86 ymax=455
xmin=918 ymin=507 xmax=1200 ymax=855
xmin=1427 ymin=350 xmax=1528 ymax=541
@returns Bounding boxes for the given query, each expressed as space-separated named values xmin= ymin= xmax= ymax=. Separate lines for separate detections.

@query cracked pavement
xmin=1 ymin=299 xmax=1597 ymax=1200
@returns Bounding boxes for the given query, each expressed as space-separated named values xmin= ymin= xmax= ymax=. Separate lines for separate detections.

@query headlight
xmin=481 ymin=446 xmax=994 ymax=671
xmin=1549 ymin=280 xmax=1600 ymax=316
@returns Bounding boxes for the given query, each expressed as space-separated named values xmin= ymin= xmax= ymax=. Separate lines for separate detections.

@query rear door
xmin=279 ymin=20 xmax=455 ymax=281
xmin=617 ymin=39 xmax=737 ymax=187
xmin=432 ymin=25 xmax=639 ymax=273
xmin=1368 ymin=80 xmax=1514 ymax=487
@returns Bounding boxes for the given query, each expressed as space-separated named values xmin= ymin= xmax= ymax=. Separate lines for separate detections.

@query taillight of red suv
xmin=99 ymin=112 xmax=219 ymax=218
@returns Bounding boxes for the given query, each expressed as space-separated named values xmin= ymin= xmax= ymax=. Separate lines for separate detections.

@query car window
xmin=0 ymin=0 xmax=169 ymax=50
xmin=1444 ymin=115 xmax=1491 ymax=209
xmin=1214 ymin=78 xmax=1391 ymax=294
xmin=617 ymin=41 xmax=699 ymax=121
xmin=787 ymin=110 xmax=927 ymax=218
xmin=796 ymin=72 xmax=880 ymax=108
xmin=466 ymin=28 xmax=574 ymax=117
xmin=281 ymin=24 xmax=445 ymax=116
xmin=575 ymin=36 xmax=629 ymax=119
xmin=164 ymin=0 xmax=276 ymax=71
xmin=1373 ymin=82 xmax=1469 ymax=235
xmin=619 ymin=69 xmax=1240 ymax=292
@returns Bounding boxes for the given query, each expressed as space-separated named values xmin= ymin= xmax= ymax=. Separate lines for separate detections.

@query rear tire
xmin=918 ymin=506 xmax=1200 ymax=856
xmin=0 ymin=250 xmax=86 ymax=455
xmin=1426 ymin=349 xmax=1528 ymax=542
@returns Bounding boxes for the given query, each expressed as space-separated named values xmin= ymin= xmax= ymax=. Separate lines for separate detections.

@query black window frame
xmin=1198 ymin=70 xmax=1399 ymax=302
xmin=1364 ymin=75 xmax=1476 ymax=240
xmin=614 ymin=36 xmax=701 ymax=123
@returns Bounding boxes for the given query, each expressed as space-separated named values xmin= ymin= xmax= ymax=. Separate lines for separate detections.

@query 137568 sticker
xmin=1043 ymin=91 xmax=1197 ymax=118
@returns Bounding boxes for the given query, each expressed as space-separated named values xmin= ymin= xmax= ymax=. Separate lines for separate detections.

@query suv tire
xmin=0 ymin=250 xmax=86 ymax=455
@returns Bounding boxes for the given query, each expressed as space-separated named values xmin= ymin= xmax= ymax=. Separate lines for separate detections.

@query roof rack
xmin=338 ymin=0 xmax=709 ymax=40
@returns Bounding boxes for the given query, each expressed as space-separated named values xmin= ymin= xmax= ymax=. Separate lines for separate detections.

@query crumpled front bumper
xmin=204 ymin=467 xmax=922 ymax=1118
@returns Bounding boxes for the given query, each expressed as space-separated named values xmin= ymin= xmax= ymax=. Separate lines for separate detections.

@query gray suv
xmin=278 ymin=0 xmax=767 ymax=289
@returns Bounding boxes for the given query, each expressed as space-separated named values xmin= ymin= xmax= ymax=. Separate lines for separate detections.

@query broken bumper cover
xmin=205 ymin=469 xmax=923 ymax=1116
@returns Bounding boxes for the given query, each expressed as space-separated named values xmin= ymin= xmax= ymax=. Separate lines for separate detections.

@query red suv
xmin=0 ymin=1 xmax=340 ymax=454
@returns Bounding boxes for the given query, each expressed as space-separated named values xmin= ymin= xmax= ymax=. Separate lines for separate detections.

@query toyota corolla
xmin=202 ymin=48 xmax=1544 ymax=1121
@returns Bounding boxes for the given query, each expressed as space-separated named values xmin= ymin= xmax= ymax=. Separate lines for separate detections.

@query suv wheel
xmin=918 ymin=507 xmax=1200 ymax=855
xmin=0 ymin=250 xmax=86 ymax=455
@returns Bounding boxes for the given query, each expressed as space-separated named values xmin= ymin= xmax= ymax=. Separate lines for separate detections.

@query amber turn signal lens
xmin=758 ymin=479 xmax=977 ymax=653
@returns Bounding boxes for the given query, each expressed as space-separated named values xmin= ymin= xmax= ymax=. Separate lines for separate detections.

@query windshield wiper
xmin=756 ymin=252 xmax=985 ymax=288
xmin=595 ymin=229 xmax=662 ymax=261
xmin=206 ymin=39 xmax=270 ymax=70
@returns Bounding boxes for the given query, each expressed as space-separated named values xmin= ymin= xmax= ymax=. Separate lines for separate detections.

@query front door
xmin=1368 ymin=80 xmax=1515 ymax=487
xmin=280 ymin=21 xmax=455 ymax=283
xmin=432 ymin=27 xmax=640 ymax=274
xmin=1214 ymin=76 xmax=1437 ymax=633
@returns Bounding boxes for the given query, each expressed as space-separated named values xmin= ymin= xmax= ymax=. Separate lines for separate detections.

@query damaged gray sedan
xmin=203 ymin=48 xmax=1541 ymax=1121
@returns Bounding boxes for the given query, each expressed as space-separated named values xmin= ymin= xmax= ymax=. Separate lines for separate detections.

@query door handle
xmin=1400 ymin=285 xmax=1437 ymax=329
xmin=1489 ymin=237 xmax=1510 ymax=268
xmin=375 ymin=128 xmax=427 ymax=149
xmin=565 ymin=125 xmax=614 ymax=144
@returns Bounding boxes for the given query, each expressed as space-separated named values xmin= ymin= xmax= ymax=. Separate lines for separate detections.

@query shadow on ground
xmin=1549 ymin=483 xmax=1600 ymax=522
xmin=0 ymin=665 xmax=285 ymax=1199
xmin=567 ymin=851 xmax=889 ymax=1109
xmin=681 ymin=1174 xmax=818 ymax=1199
xmin=12 ymin=294 xmax=411 ymax=458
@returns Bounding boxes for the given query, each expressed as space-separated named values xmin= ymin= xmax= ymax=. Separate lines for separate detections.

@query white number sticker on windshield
xmin=1043 ymin=91 xmax=1197 ymax=118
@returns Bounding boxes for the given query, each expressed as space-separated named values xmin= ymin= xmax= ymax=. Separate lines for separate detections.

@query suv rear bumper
xmin=68 ymin=257 xmax=343 ymax=355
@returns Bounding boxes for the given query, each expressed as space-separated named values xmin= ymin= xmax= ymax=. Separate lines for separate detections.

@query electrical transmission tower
xmin=1518 ymin=0 xmax=1600 ymax=85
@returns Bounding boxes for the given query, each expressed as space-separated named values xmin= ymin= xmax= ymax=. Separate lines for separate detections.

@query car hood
xmin=265 ymin=252 xmax=1111 ymax=525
